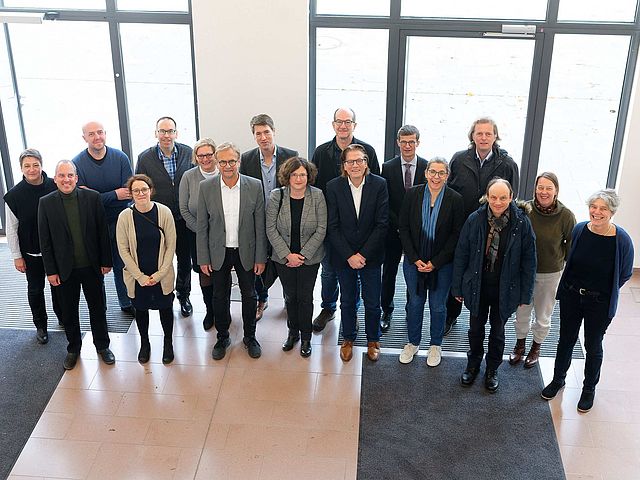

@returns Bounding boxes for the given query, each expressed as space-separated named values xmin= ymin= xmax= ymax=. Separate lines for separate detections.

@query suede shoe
xmin=256 ymin=301 xmax=268 ymax=321
xmin=399 ymin=343 xmax=419 ymax=364
xmin=63 ymin=352 xmax=79 ymax=370
xmin=367 ymin=341 xmax=380 ymax=361
xmin=312 ymin=309 xmax=335 ymax=332
xmin=243 ymin=336 xmax=262 ymax=358
xmin=380 ymin=311 xmax=392 ymax=332
xmin=443 ymin=317 xmax=458 ymax=336
xmin=577 ymin=390 xmax=595 ymax=413
xmin=484 ymin=370 xmax=499 ymax=393
xmin=541 ymin=379 xmax=566 ymax=400
xmin=36 ymin=328 xmax=49 ymax=345
xmin=340 ymin=340 xmax=354 ymax=362
xmin=97 ymin=348 xmax=116 ymax=365
xmin=138 ymin=341 xmax=151 ymax=364
xmin=300 ymin=340 xmax=312 ymax=357
xmin=179 ymin=296 xmax=193 ymax=317
xmin=211 ymin=337 xmax=231 ymax=360
xmin=461 ymin=366 xmax=479 ymax=386
xmin=426 ymin=345 xmax=442 ymax=367
xmin=282 ymin=331 xmax=300 ymax=351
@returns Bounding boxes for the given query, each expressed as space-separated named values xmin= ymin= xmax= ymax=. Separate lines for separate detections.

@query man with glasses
xmin=326 ymin=144 xmax=388 ymax=362
xmin=311 ymin=107 xmax=380 ymax=332
xmin=136 ymin=116 xmax=194 ymax=317
xmin=380 ymin=125 xmax=427 ymax=332
xmin=73 ymin=121 xmax=134 ymax=316
xmin=239 ymin=114 xmax=298 ymax=320
xmin=197 ymin=142 xmax=267 ymax=360
xmin=444 ymin=117 xmax=520 ymax=335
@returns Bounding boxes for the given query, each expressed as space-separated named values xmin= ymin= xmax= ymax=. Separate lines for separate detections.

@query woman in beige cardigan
xmin=117 ymin=174 xmax=176 ymax=364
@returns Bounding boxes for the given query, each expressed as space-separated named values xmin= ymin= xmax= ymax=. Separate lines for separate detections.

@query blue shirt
xmin=260 ymin=146 xmax=278 ymax=205
xmin=157 ymin=144 xmax=177 ymax=181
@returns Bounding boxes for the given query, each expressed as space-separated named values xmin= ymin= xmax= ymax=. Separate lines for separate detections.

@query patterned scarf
xmin=485 ymin=207 xmax=510 ymax=272
xmin=534 ymin=197 xmax=557 ymax=215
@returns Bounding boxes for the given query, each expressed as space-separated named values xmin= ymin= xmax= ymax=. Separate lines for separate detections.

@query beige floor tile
xmin=31 ymin=412 xmax=74 ymax=439
xmin=65 ymin=413 xmax=151 ymax=443
xmin=561 ymin=445 xmax=640 ymax=479
xmin=588 ymin=422 xmax=640 ymax=450
xmin=7 ymin=476 xmax=47 ymax=480
xmin=86 ymin=443 xmax=186 ymax=480
xmin=270 ymin=401 xmax=358 ymax=432
xmin=224 ymin=424 xmax=309 ymax=456
xmin=314 ymin=373 xmax=361 ymax=406
xmin=88 ymin=360 xmax=171 ymax=393
xmin=194 ymin=450 xmax=263 ymax=480
xmin=212 ymin=396 xmax=276 ymax=425
xmin=115 ymin=392 xmax=200 ymax=419
xmin=259 ymin=454 xmax=346 ymax=480
xmin=174 ymin=447 xmax=203 ymax=480
xmin=44 ymin=388 xmax=124 ymax=416
xmin=57 ymin=359 xmax=99 ymax=389
xmin=554 ymin=418 xmax=594 ymax=448
xmin=161 ymin=363 xmax=226 ymax=395
xmin=565 ymin=475 xmax=602 ymax=480
xmin=202 ymin=422 xmax=231 ymax=451
xmin=305 ymin=429 xmax=359 ymax=459
xmin=11 ymin=438 xmax=100 ymax=478
xmin=144 ymin=417 xmax=210 ymax=448
xmin=219 ymin=367 xmax=317 ymax=403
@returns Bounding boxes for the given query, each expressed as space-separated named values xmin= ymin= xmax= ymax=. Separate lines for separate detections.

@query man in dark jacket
xmin=311 ymin=107 xmax=380 ymax=332
xmin=451 ymin=179 xmax=536 ymax=392
xmin=136 ymin=116 xmax=194 ymax=317
xmin=445 ymin=117 xmax=520 ymax=335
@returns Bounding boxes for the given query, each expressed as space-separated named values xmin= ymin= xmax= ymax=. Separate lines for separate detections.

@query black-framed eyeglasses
xmin=196 ymin=153 xmax=215 ymax=160
xmin=333 ymin=119 xmax=355 ymax=126
xmin=399 ymin=140 xmax=417 ymax=146
xmin=157 ymin=129 xmax=176 ymax=135
xmin=427 ymin=169 xmax=448 ymax=178
xmin=290 ymin=173 xmax=308 ymax=178
xmin=344 ymin=158 xmax=365 ymax=166
xmin=132 ymin=187 xmax=150 ymax=195
xmin=218 ymin=160 xmax=238 ymax=167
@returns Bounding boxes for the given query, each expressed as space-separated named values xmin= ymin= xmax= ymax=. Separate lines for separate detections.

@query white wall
xmin=191 ymin=0 xmax=309 ymax=156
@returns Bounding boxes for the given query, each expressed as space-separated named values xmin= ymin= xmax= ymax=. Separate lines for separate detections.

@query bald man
xmin=72 ymin=121 xmax=134 ymax=314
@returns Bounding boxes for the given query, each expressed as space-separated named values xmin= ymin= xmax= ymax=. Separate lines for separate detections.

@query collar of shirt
xmin=401 ymin=155 xmax=417 ymax=168
xmin=157 ymin=144 xmax=177 ymax=161
xmin=475 ymin=148 xmax=494 ymax=167
xmin=348 ymin=174 xmax=366 ymax=190
xmin=259 ymin=145 xmax=277 ymax=167
xmin=221 ymin=179 xmax=240 ymax=191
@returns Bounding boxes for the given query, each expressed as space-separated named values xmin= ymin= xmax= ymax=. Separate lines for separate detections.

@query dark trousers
xmin=254 ymin=275 xmax=268 ymax=303
xmin=275 ymin=262 xmax=320 ymax=341
xmin=107 ymin=219 xmax=131 ymax=308
xmin=446 ymin=291 xmax=463 ymax=320
xmin=58 ymin=266 xmax=110 ymax=353
xmin=553 ymin=287 xmax=612 ymax=392
xmin=467 ymin=283 xmax=507 ymax=371
xmin=24 ymin=254 xmax=62 ymax=329
xmin=174 ymin=217 xmax=192 ymax=299
xmin=211 ymin=248 xmax=257 ymax=341
xmin=337 ymin=264 xmax=382 ymax=342
xmin=135 ymin=307 xmax=174 ymax=341
xmin=381 ymin=230 xmax=403 ymax=314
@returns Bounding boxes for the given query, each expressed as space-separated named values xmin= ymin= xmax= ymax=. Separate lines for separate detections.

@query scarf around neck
xmin=485 ymin=206 xmax=510 ymax=272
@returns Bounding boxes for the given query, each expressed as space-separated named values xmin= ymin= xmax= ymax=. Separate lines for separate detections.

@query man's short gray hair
xmin=55 ymin=159 xmax=77 ymax=175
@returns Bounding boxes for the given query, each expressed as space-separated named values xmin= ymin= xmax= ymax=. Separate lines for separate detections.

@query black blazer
xmin=398 ymin=185 xmax=464 ymax=269
xmin=239 ymin=146 xmax=299 ymax=188
xmin=38 ymin=188 xmax=112 ymax=281
xmin=381 ymin=155 xmax=427 ymax=231
xmin=325 ymin=173 xmax=389 ymax=268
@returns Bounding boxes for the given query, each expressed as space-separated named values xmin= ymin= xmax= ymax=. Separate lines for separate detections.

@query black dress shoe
xmin=203 ymin=311 xmax=214 ymax=331
xmin=138 ymin=341 xmax=151 ymax=364
xmin=212 ymin=337 xmax=231 ymax=360
xmin=312 ymin=309 xmax=335 ymax=332
xmin=162 ymin=342 xmax=174 ymax=364
xmin=443 ymin=317 xmax=458 ymax=336
xmin=461 ymin=366 xmax=479 ymax=386
xmin=380 ymin=311 xmax=392 ymax=332
xmin=121 ymin=305 xmax=136 ymax=316
xmin=97 ymin=348 xmax=116 ymax=365
xmin=179 ymin=296 xmax=193 ymax=317
xmin=63 ymin=352 xmax=79 ymax=370
xmin=485 ymin=370 xmax=499 ymax=393
xmin=36 ymin=328 xmax=49 ymax=345
xmin=541 ymin=379 xmax=566 ymax=400
xmin=577 ymin=390 xmax=595 ymax=413
xmin=282 ymin=331 xmax=300 ymax=351
xmin=243 ymin=336 xmax=262 ymax=358
xmin=300 ymin=340 xmax=312 ymax=357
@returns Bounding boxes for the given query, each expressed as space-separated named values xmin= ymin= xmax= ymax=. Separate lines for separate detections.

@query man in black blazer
xmin=311 ymin=107 xmax=380 ymax=332
xmin=326 ymin=144 xmax=388 ymax=363
xmin=380 ymin=125 xmax=427 ymax=332
xmin=38 ymin=160 xmax=115 ymax=370
xmin=239 ymin=114 xmax=298 ymax=320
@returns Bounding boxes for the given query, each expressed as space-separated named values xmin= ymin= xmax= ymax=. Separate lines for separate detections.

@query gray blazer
xmin=266 ymin=186 xmax=327 ymax=265
xmin=196 ymin=174 xmax=268 ymax=271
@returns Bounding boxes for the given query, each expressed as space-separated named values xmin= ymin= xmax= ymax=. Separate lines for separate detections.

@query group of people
xmin=5 ymin=110 xmax=634 ymax=413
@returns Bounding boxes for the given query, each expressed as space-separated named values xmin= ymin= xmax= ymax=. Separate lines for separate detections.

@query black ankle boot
xmin=282 ymin=331 xmax=300 ymax=351
xmin=162 ymin=339 xmax=174 ymax=364
xmin=138 ymin=340 xmax=151 ymax=364
xmin=300 ymin=340 xmax=312 ymax=357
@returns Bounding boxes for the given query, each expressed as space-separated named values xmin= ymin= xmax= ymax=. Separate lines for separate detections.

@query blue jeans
xmin=337 ymin=264 xmax=381 ymax=342
xmin=320 ymin=248 xmax=339 ymax=311
xmin=403 ymin=260 xmax=453 ymax=347
xmin=108 ymin=219 xmax=131 ymax=308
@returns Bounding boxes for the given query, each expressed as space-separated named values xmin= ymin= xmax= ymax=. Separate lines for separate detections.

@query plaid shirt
xmin=157 ymin=144 xmax=177 ymax=181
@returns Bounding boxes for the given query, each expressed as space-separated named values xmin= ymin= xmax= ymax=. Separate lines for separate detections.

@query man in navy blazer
xmin=380 ymin=125 xmax=427 ymax=332
xmin=239 ymin=114 xmax=298 ymax=320
xmin=326 ymin=144 xmax=388 ymax=363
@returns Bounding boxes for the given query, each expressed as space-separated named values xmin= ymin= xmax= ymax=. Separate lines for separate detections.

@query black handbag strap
xmin=130 ymin=205 xmax=165 ymax=237
xmin=277 ymin=186 xmax=285 ymax=214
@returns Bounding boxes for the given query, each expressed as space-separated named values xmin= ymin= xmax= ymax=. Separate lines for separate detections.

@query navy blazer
xmin=239 ymin=145 xmax=299 ymax=188
xmin=325 ymin=173 xmax=389 ymax=268
xmin=381 ymin=155 xmax=427 ymax=231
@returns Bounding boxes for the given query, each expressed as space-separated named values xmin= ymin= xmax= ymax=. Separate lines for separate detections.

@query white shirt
xmin=4 ymin=204 xmax=23 ymax=259
xmin=220 ymin=178 xmax=241 ymax=247
xmin=348 ymin=175 xmax=366 ymax=219
xmin=475 ymin=149 xmax=494 ymax=168
xmin=401 ymin=155 xmax=417 ymax=187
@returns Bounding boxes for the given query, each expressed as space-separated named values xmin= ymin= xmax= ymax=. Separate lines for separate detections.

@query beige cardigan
xmin=116 ymin=202 xmax=176 ymax=298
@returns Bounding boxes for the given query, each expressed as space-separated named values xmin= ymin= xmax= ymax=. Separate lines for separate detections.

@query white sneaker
xmin=399 ymin=343 xmax=419 ymax=364
xmin=426 ymin=345 xmax=442 ymax=367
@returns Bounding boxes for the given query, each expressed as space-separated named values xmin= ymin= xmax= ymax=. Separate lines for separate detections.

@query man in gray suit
xmin=196 ymin=142 xmax=268 ymax=360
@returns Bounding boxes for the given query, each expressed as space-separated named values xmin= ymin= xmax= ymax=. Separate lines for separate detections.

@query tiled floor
xmin=8 ymin=273 xmax=640 ymax=479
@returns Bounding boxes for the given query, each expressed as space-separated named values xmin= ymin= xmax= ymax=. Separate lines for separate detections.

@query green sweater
xmin=527 ymin=199 xmax=576 ymax=273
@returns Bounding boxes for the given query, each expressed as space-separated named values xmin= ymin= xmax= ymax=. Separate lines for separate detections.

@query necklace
xmin=588 ymin=222 xmax=613 ymax=236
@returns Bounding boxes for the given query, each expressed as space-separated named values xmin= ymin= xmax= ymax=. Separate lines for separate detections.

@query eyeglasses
xmin=218 ymin=160 xmax=238 ymax=167
xmin=399 ymin=140 xmax=417 ymax=147
xmin=196 ymin=153 xmax=215 ymax=160
xmin=157 ymin=129 xmax=176 ymax=135
xmin=290 ymin=173 xmax=308 ymax=178
xmin=333 ymin=119 xmax=355 ymax=126
xmin=427 ymin=169 xmax=448 ymax=178
xmin=132 ymin=187 xmax=150 ymax=195
xmin=344 ymin=158 xmax=365 ymax=166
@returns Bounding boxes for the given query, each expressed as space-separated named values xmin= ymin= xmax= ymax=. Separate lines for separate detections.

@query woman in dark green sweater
xmin=509 ymin=172 xmax=576 ymax=368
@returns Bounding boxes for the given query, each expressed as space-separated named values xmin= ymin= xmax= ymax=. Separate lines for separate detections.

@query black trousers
xmin=24 ymin=254 xmax=61 ymax=329
xmin=58 ymin=266 xmax=110 ymax=353
xmin=446 ymin=291 xmax=463 ymax=320
xmin=275 ymin=262 xmax=320 ymax=341
xmin=135 ymin=307 xmax=174 ymax=340
xmin=553 ymin=286 xmax=612 ymax=392
xmin=174 ymin=216 xmax=192 ymax=299
xmin=211 ymin=248 xmax=257 ymax=340
xmin=381 ymin=230 xmax=403 ymax=314
xmin=467 ymin=283 xmax=507 ymax=371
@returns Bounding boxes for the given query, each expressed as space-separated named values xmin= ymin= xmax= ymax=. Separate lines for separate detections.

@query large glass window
xmin=2 ymin=1 xmax=104 ymax=9
xmin=116 ymin=0 xmax=188 ymax=12
xmin=403 ymin=36 xmax=535 ymax=165
xmin=316 ymin=0 xmax=389 ymax=16
xmin=315 ymin=27 xmax=388 ymax=164
xmin=401 ymin=0 xmax=547 ymax=20
xmin=537 ymin=34 xmax=630 ymax=220
xmin=558 ymin=0 xmax=637 ymax=23
xmin=119 ymin=23 xmax=196 ymax=158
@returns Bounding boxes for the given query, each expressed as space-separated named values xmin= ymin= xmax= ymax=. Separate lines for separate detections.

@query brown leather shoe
xmin=340 ymin=340 xmax=354 ymax=362
xmin=367 ymin=341 xmax=381 ymax=361
xmin=256 ymin=301 xmax=268 ymax=321
xmin=509 ymin=338 xmax=526 ymax=365
xmin=524 ymin=341 xmax=541 ymax=369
